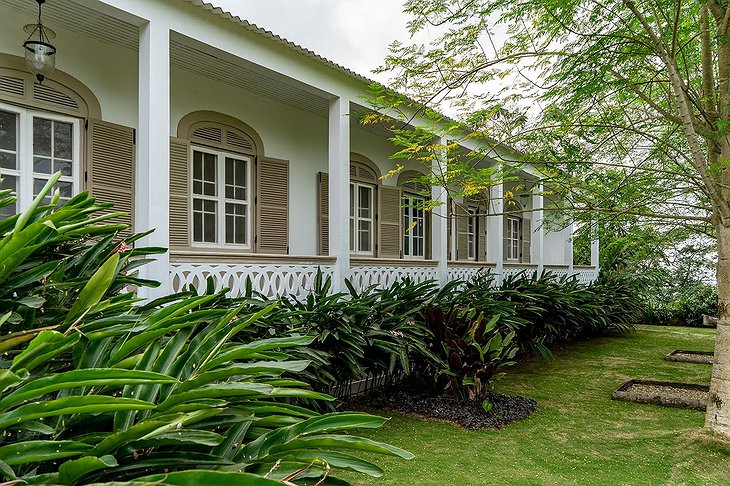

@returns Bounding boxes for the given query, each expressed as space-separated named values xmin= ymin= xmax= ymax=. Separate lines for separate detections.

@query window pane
xmin=0 ymin=152 xmax=16 ymax=170
xmin=203 ymin=211 xmax=216 ymax=243
xmin=55 ymin=159 xmax=72 ymax=177
xmin=33 ymin=118 xmax=52 ymax=157
xmin=0 ymin=175 xmax=17 ymax=219
xmin=350 ymin=184 xmax=354 ymax=217
xmin=34 ymin=157 xmax=52 ymax=174
xmin=54 ymin=121 xmax=73 ymax=159
xmin=193 ymin=151 xmax=203 ymax=181
xmin=193 ymin=212 xmax=203 ymax=242
xmin=358 ymin=186 xmax=371 ymax=218
xmin=359 ymin=220 xmax=371 ymax=252
xmin=0 ymin=110 xmax=16 ymax=151
xmin=203 ymin=153 xmax=217 ymax=182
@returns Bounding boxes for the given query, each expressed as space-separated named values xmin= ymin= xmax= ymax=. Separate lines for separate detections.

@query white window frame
xmin=0 ymin=102 xmax=81 ymax=211
xmin=350 ymin=182 xmax=375 ymax=256
xmin=190 ymin=145 xmax=252 ymax=250
xmin=467 ymin=206 xmax=477 ymax=261
xmin=507 ymin=216 xmax=521 ymax=261
xmin=403 ymin=193 xmax=426 ymax=260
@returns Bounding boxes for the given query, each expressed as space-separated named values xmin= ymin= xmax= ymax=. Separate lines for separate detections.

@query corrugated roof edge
xmin=183 ymin=0 xmax=522 ymax=160
xmin=184 ymin=0 xmax=377 ymax=87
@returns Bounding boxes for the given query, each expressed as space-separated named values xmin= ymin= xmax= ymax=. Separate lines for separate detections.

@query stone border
xmin=612 ymin=379 xmax=709 ymax=411
xmin=665 ymin=350 xmax=714 ymax=365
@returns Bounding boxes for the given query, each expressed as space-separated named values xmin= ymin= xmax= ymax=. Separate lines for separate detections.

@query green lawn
xmin=343 ymin=326 xmax=730 ymax=485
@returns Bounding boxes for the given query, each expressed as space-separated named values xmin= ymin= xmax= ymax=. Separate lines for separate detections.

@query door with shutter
xmin=87 ymin=119 xmax=135 ymax=233
xmin=169 ymin=137 xmax=190 ymax=249
xmin=317 ymin=172 xmax=329 ymax=255
xmin=378 ymin=185 xmax=402 ymax=258
xmin=256 ymin=157 xmax=289 ymax=254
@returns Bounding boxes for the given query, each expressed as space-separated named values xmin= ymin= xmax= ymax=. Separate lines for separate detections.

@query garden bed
xmin=611 ymin=379 xmax=709 ymax=410
xmin=349 ymin=385 xmax=537 ymax=430
xmin=665 ymin=350 xmax=714 ymax=364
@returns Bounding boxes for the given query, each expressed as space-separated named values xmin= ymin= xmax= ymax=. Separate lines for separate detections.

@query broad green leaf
xmin=0 ymin=440 xmax=91 ymax=466
xmin=59 ymin=455 xmax=118 ymax=485
xmin=0 ymin=396 xmax=155 ymax=428
xmin=0 ymin=369 xmax=178 ymax=409
xmin=66 ymin=253 xmax=120 ymax=325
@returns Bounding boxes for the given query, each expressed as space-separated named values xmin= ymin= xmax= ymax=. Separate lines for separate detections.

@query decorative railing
xmin=169 ymin=258 xmax=335 ymax=298
xmin=446 ymin=262 xmax=496 ymax=284
xmin=573 ymin=266 xmax=599 ymax=285
xmin=503 ymin=264 xmax=539 ymax=279
xmin=349 ymin=259 xmax=438 ymax=291
xmin=168 ymin=254 xmax=599 ymax=297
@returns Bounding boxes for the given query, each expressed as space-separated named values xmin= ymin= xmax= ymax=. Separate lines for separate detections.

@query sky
xmin=211 ymin=0 xmax=414 ymax=83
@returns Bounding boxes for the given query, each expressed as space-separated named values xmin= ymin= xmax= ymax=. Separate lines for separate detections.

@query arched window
xmin=0 ymin=54 xmax=102 ymax=218
xmin=398 ymin=171 xmax=429 ymax=259
xmin=171 ymin=111 xmax=289 ymax=255
xmin=349 ymin=154 xmax=380 ymax=256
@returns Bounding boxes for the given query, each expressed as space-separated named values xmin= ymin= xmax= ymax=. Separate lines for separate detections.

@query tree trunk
xmin=707 ymin=217 xmax=730 ymax=435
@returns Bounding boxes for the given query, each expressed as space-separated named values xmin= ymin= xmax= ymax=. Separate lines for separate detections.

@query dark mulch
xmin=349 ymin=387 xmax=538 ymax=430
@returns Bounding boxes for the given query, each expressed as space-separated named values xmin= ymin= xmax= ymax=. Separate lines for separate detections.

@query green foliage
xmin=647 ymin=282 xmax=718 ymax=327
xmin=424 ymin=307 xmax=517 ymax=399
xmin=0 ymin=178 xmax=412 ymax=485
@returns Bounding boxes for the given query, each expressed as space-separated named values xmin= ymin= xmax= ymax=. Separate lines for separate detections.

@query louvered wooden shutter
xmin=425 ymin=210 xmax=432 ymax=260
xmin=317 ymin=172 xmax=329 ymax=255
xmin=256 ymin=158 xmax=289 ymax=254
xmin=379 ymin=186 xmax=402 ymax=258
xmin=478 ymin=205 xmax=487 ymax=261
xmin=169 ymin=137 xmax=190 ymax=248
xmin=456 ymin=204 xmax=469 ymax=261
xmin=503 ymin=216 xmax=510 ymax=261
xmin=521 ymin=218 xmax=532 ymax=263
xmin=447 ymin=198 xmax=453 ymax=260
xmin=87 ymin=119 xmax=135 ymax=233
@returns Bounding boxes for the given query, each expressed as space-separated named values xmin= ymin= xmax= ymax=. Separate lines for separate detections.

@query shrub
xmin=0 ymin=176 xmax=412 ymax=485
xmin=424 ymin=306 xmax=517 ymax=401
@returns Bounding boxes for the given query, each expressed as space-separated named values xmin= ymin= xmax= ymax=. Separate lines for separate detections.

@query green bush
xmin=646 ymin=282 xmax=718 ymax=327
xmin=0 ymin=175 xmax=412 ymax=485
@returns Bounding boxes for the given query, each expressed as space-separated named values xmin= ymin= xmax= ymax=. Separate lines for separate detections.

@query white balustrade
xmin=573 ymin=267 xmax=599 ymax=285
xmin=349 ymin=265 xmax=439 ymax=291
xmin=169 ymin=260 xmax=599 ymax=298
xmin=170 ymin=262 xmax=335 ymax=298
xmin=503 ymin=265 xmax=539 ymax=280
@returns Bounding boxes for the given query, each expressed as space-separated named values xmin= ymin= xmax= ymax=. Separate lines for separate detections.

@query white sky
xmin=211 ymin=0 xmax=413 ymax=83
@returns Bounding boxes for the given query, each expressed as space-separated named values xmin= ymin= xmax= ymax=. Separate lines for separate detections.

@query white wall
xmin=544 ymin=226 xmax=571 ymax=265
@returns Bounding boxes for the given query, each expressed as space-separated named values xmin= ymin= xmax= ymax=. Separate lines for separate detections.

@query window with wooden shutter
xmin=456 ymin=203 xmax=469 ymax=261
xmin=87 ymin=119 xmax=135 ymax=233
xmin=378 ymin=185 xmax=402 ymax=258
xmin=169 ymin=137 xmax=190 ymax=248
xmin=317 ymin=172 xmax=329 ymax=255
xmin=521 ymin=218 xmax=532 ymax=263
xmin=256 ymin=157 xmax=289 ymax=254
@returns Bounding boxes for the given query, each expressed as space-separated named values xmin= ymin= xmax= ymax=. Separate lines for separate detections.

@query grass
xmin=342 ymin=325 xmax=730 ymax=485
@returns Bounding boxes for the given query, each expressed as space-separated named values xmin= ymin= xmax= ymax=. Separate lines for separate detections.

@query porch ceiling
xmin=170 ymin=35 xmax=332 ymax=118
xmin=0 ymin=0 xmax=138 ymax=50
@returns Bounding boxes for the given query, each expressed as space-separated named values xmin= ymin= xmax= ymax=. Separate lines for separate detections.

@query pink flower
xmin=113 ymin=242 xmax=132 ymax=254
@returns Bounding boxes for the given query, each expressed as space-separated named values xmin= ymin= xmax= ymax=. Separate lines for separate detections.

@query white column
xmin=532 ymin=182 xmax=544 ymax=274
xmin=136 ymin=20 xmax=170 ymax=298
xmin=328 ymin=98 xmax=350 ymax=292
xmin=564 ymin=223 xmax=575 ymax=275
xmin=487 ymin=178 xmax=504 ymax=284
xmin=432 ymin=137 xmax=448 ymax=286
xmin=590 ymin=223 xmax=600 ymax=279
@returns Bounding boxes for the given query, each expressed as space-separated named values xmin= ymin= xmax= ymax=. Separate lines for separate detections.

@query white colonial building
xmin=0 ymin=0 xmax=598 ymax=298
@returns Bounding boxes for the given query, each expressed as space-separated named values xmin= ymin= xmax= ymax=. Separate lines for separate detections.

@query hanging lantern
xmin=23 ymin=0 xmax=56 ymax=84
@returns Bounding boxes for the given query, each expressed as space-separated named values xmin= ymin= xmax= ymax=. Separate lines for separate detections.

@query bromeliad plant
xmin=0 ymin=175 xmax=413 ymax=485
xmin=424 ymin=305 xmax=518 ymax=402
